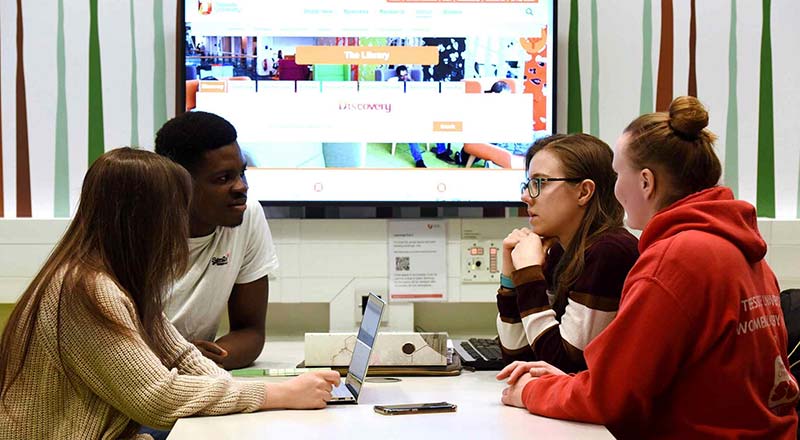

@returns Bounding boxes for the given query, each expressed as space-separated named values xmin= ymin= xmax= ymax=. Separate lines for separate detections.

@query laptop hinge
xmin=346 ymin=382 xmax=359 ymax=400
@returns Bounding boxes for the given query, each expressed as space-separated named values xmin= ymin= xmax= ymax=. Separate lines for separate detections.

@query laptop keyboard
xmin=332 ymin=383 xmax=352 ymax=398
xmin=454 ymin=338 xmax=505 ymax=370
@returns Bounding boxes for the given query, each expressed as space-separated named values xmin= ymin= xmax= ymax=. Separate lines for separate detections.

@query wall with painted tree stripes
xmin=556 ymin=0 xmax=798 ymax=218
xmin=0 ymin=0 xmax=174 ymax=218
xmin=0 ymin=0 xmax=798 ymax=218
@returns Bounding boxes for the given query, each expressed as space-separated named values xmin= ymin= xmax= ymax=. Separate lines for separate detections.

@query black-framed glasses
xmin=521 ymin=177 xmax=584 ymax=198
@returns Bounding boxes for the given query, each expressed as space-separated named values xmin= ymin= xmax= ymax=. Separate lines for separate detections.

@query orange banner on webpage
xmin=296 ymin=46 xmax=438 ymax=65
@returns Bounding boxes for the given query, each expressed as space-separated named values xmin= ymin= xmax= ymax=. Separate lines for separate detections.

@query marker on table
xmin=231 ymin=367 xmax=332 ymax=377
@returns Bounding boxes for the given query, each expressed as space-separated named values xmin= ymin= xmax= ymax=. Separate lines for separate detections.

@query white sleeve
xmin=496 ymin=314 xmax=529 ymax=351
xmin=235 ymin=199 xmax=279 ymax=284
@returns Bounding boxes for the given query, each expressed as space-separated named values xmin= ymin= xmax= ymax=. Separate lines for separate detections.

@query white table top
xmin=168 ymin=339 xmax=612 ymax=440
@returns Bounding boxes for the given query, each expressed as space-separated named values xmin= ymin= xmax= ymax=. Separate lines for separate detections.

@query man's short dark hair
xmin=155 ymin=111 xmax=237 ymax=171
xmin=395 ymin=65 xmax=408 ymax=76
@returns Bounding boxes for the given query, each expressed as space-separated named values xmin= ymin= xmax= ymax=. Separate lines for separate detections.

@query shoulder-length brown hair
xmin=0 ymin=147 xmax=192 ymax=401
xmin=525 ymin=134 xmax=625 ymax=307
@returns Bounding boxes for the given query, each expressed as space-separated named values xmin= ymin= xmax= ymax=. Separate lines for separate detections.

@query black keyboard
xmin=453 ymin=337 xmax=505 ymax=370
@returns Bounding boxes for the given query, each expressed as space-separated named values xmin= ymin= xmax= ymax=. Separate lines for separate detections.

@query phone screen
xmin=374 ymin=402 xmax=457 ymax=415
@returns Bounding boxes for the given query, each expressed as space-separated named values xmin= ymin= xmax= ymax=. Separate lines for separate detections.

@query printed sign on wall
xmin=388 ymin=220 xmax=447 ymax=302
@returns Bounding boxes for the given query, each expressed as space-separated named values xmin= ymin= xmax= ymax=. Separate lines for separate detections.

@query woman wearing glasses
xmin=498 ymin=96 xmax=797 ymax=438
xmin=496 ymin=133 xmax=639 ymax=373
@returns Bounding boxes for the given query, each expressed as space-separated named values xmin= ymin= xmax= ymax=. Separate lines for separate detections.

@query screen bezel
xmin=175 ymin=2 xmax=557 ymax=208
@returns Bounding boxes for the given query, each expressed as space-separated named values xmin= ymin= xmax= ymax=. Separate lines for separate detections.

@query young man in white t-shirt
xmin=155 ymin=111 xmax=279 ymax=370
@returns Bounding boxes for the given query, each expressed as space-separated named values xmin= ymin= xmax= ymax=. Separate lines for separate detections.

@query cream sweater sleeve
xmin=160 ymin=315 xmax=230 ymax=378
xmin=60 ymin=278 xmax=266 ymax=430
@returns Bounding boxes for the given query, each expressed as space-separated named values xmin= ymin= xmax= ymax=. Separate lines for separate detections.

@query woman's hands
xmin=497 ymin=360 xmax=566 ymax=384
xmin=503 ymin=228 xmax=534 ymax=253
xmin=504 ymin=228 xmax=555 ymax=272
xmin=496 ymin=361 xmax=567 ymax=408
xmin=261 ymin=370 xmax=342 ymax=410
xmin=502 ymin=228 xmax=533 ymax=276
xmin=511 ymin=234 xmax=546 ymax=269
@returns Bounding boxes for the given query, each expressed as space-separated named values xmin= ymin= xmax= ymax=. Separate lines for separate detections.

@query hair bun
xmin=668 ymin=96 xmax=709 ymax=139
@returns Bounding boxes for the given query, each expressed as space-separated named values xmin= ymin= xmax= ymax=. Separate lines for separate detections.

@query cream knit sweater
xmin=0 ymin=274 xmax=266 ymax=439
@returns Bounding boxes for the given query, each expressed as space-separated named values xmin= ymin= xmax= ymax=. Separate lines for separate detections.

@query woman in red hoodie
xmin=497 ymin=96 xmax=799 ymax=439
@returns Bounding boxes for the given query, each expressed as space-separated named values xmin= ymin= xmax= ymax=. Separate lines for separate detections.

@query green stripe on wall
xmin=725 ymin=0 xmax=739 ymax=197
xmin=640 ymin=0 xmax=654 ymax=114
xmin=54 ymin=0 xmax=70 ymax=217
xmin=656 ymin=0 xmax=674 ymax=112
xmin=757 ymin=0 xmax=775 ymax=217
xmin=130 ymin=0 xmax=139 ymax=147
xmin=567 ymin=0 xmax=583 ymax=133
xmin=153 ymin=0 xmax=167 ymax=129
xmin=88 ymin=0 xmax=105 ymax=165
xmin=589 ymin=0 xmax=599 ymax=137
xmin=16 ymin=0 xmax=32 ymax=217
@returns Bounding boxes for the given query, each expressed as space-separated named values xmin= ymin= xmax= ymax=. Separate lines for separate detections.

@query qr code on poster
xmin=395 ymin=256 xmax=410 ymax=271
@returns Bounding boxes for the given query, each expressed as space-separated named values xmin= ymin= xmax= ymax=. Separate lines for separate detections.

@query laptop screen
xmin=346 ymin=293 xmax=385 ymax=397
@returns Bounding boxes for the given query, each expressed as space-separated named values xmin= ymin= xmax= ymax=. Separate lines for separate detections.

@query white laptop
xmin=329 ymin=292 xmax=386 ymax=404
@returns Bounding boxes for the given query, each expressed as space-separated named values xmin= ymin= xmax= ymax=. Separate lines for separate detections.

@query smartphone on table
xmin=373 ymin=402 xmax=457 ymax=415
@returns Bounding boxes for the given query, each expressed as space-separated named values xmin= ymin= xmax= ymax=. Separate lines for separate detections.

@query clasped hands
xmin=503 ymin=228 xmax=555 ymax=270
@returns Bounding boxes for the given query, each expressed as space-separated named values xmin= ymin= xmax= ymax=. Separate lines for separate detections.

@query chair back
xmin=780 ymin=288 xmax=800 ymax=385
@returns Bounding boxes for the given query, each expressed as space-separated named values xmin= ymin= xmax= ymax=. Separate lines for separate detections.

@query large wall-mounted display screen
xmin=183 ymin=0 xmax=554 ymax=204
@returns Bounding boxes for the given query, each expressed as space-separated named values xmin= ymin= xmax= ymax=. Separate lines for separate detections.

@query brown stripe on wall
xmin=15 ymin=0 xmax=31 ymax=217
xmin=688 ymin=0 xmax=697 ymax=97
xmin=656 ymin=0 xmax=674 ymax=111
xmin=568 ymin=291 xmax=620 ymax=312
